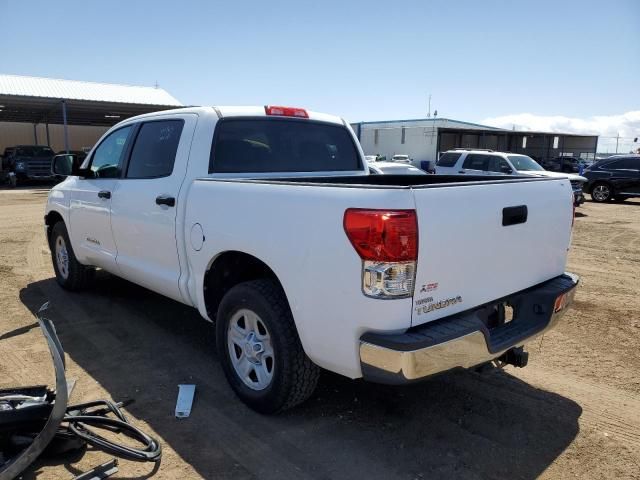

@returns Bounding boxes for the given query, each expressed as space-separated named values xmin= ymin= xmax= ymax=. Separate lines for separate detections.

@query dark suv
xmin=4 ymin=145 xmax=56 ymax=186
xmin=583 ymin=155 xmax=640 ymax=202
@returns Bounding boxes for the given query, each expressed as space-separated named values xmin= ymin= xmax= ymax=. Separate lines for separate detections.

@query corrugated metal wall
xmin=0 ymin=122 xmax=108 ymax=153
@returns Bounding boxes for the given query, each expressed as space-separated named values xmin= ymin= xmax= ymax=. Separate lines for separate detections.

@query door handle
xmin=155 ymin=195 xmax=175 ymax=207
xmin=502 ymin=205 xmax=528 ymax=226
xmin=98 ymin=190 xmax=111 ymax=199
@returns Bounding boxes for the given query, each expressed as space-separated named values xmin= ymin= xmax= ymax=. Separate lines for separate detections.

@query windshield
xmin=507 ymin=155 xmax=544 ymax=171
xmin=16 ymin=146 xmax=54 ymax=157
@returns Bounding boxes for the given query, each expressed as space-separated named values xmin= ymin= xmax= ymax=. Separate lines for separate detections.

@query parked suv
xmin=5 ymin=145 xmax=56 ymax=186
xmin=436 ymin=149 xmax=586 ymax=205
xmin=582 ymin=155 xmax=640 ymax=202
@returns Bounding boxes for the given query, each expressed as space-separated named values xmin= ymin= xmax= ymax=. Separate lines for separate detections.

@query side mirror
xmin=52 ymin=155 xmax=92 ymax=178
xmin=501 ymin=167 xmax=513 ymax=174
xmin=52 ymin=155 xmax=74 ymax=176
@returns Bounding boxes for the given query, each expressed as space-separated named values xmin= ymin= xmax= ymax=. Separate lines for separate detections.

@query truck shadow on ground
xmin=19 ymin=273 xmax=581 ymax=480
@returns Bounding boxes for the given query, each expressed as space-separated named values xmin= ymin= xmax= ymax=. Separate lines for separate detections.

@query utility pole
xmin=427 ymin=94 xmax=431 ymax=118
xmin=615 ymin=132 xmax=620 ymax=153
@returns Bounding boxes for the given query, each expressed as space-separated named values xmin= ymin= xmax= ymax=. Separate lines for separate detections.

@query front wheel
xmin=49 ymin=222 xmax=93 ymax=291
xmin=216 ymin=279 xmax=320 ymax=413
xmin=591 ymin=182 xmax=612 ymax=202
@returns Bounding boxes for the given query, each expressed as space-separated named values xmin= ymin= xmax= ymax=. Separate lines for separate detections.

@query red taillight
xmin=343 ymin=209 xmax=418 ymax=262
xmin=265 ymin=105 xmax=309 ymax=118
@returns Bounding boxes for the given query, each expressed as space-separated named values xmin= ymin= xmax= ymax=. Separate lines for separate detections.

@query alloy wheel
xmin=227 ymin=309 xmax=275 ymax=390
xmin=55 ymin=236 xmax=69 ymax=279
xmin=593 ymin=184 xmax=610 ymax=202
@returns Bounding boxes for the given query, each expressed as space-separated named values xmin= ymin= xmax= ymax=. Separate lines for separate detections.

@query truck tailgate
xmin=411 ymin=178 xmax=573 ymax=327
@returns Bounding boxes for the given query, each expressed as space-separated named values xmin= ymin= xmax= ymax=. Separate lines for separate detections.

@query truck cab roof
xmin=118 ymin=106 xmax=346 ymax=127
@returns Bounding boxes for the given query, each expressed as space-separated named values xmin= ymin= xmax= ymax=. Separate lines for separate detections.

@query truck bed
xmin=188 ymin=173 xmax=573 ymax=374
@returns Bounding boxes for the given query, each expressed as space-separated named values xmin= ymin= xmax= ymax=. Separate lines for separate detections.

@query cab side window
xmin=126 ymin=120 xmax=184 ymax=179
xmin=462 ymin=154 xmax=489 ymax=171
xmin=436 ymin=152 xmax=461 ymax=167
xmin=488 ymin=157 xmax=512 ymax=173
xmin=607 ymin=157 xmax=639 ymax=170
xmin=90 ymin=126 xmax=133 ymax=178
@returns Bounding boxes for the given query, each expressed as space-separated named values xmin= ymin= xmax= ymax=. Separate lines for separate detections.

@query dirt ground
xmin=0 ymin=187 xmax=639 ymax=480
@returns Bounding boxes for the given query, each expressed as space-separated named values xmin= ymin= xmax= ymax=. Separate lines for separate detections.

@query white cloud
xmin=481 ymin=111 xmax=640 ymax=153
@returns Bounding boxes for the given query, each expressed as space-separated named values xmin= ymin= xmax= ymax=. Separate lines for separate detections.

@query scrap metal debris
xmin=73 ymin=458 xmax=119 ymax=480
xmin=175 ymin=384 xmax=196 ymax=418
xmin=0 ymin=302 xmax=68 ymax=480
xmin=0 ymin=303 xmax=162 ymax=480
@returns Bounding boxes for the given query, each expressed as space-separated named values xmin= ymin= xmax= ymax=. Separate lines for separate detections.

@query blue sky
xmin=1 ymin=0 xmax=638 ymax=132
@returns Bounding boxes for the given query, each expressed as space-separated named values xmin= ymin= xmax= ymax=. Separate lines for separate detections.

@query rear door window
xmin=126 ymin=120 xmax=184 ymax=179
xmin=436 ymin=152 xmax=461 ymax=167
xmin=462 ymin=154 xmax=490 ymax=171
xmin=606 ymin=157 xmax=640 ymax=170
xmin=210 ymin=118 xmax=361 ymax=173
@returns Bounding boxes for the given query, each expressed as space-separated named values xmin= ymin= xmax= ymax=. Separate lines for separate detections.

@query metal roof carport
xmin=0 ymin=74 xmax=183 ymax=152
xmin=437 ymin=127 xmax=599 ymax=162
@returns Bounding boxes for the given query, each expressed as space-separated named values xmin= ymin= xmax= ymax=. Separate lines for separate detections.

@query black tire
xmin=49 ymin=221 xmax=93 ymax=291
xmin=216 ymin=279 xmax=320 ymax=414
xmin=590 ymin=182 xmax=613 ymax=203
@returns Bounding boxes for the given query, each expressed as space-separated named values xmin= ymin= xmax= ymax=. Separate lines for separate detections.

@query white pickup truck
xmin=46 ymin=106 xmax=579 ymax=413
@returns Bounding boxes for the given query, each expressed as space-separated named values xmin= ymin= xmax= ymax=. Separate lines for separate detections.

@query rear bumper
xmin=359 ymin=272 xmax=579 ymax=384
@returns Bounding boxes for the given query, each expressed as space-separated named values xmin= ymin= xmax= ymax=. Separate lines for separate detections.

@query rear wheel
xmin=49 ymin=222 xmax=93 ymax=291
xmin=216 ymin=279 xmax=320 ymax=413
xmin=591 ymin=182 xmax=612 ymax=202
